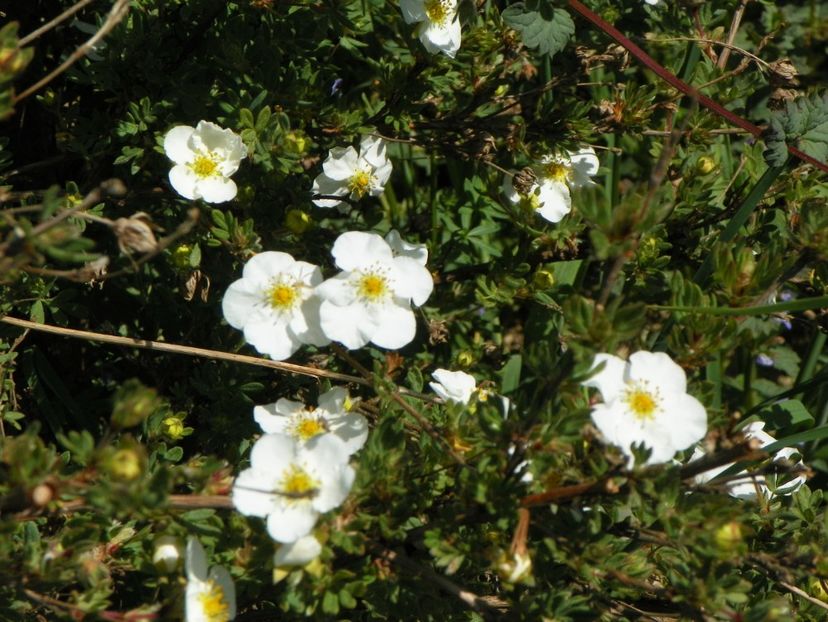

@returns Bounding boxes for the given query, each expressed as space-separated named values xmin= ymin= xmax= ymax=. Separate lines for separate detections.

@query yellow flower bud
xmin=285 ymin=209 xmax=313 ymax=235
xmin=696 ymin=156 xmax=716 ymax=175
xmin=108 ymin=448 xmax=143 ymax=481
xmin=532 ymin=269 xmax=555 ymax=290
xmin=285 ymin=131 xmax=307 ymax=154
xmin=714 ymin=521 xmax=742 ymax=551
xmin=162 ymin=416 xmax=186 ymax=441
xmin=170 ymin=244 xmax=192 ymax=270
xmin=456 ymin=351 xmax=474 ymax=367
xmin=809 ymin=578 xmax=828 ymax=603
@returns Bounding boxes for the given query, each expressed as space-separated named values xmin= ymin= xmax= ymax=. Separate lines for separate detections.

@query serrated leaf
xmin=502 ymin=3 xmax=574 ymax=59
xmin=764 ymin=91 xmax=828 ymax=167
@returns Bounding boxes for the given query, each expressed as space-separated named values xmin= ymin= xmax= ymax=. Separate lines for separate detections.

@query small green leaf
xmin=502 ymin=2 xmax=574 ymax=59
xmin=500 ymin=355 xmax=522 ymax=394
xmin=764 ymin=91 xmax=828 ymax=167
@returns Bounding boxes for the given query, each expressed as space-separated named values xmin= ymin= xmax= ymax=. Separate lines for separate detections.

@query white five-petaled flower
xmin=312 ymin=136 xmax=392 ymax=208
xmin=691 ymin=421 xmax=807 ymax=498
xmin=504 ymin=147 xmax=599 ymax=224
xmin=185 ymin=537 xmax=236 ymax=622
xmin=254 ymin=387 xmax=368 ymax=456
xmin=400 ymin=0 xmax=462 ymax=58
xmin=222 ymin=252 xmax=329 ymax=361
xmin=429 ymin=369 xmax=477 ymax=405
xmin=583 ymin=351 xmax=707 ymax=466
xmin=164 ymin=121 xmax=247 ymax=203
xmin=316 ymin=230 xmax=433 ymax=350
xmin=232 ymin=434 xmax=355 ymax=543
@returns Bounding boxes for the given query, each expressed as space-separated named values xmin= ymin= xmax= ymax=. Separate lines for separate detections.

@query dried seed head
xmin=768 ymin=59 xmax=799 ymax=87
xmin=112 ymin=212 xmax=158 ymax=255
xmin=512 ymin=167 xmax=537 ymax=196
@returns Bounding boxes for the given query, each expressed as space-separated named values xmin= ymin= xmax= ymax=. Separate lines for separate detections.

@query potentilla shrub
xmin=1 ymin=0 xmax=828 ymax=620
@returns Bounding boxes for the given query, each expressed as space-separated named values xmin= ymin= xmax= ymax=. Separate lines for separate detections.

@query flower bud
xmin=152 ymin=536 xmax=182 ymax=573
xmin=284 ymin=131 xmax=307 ymax=155
xmin=161 ymin=415 xmax=186 ymax=441
xmin=285 ymin=209 xmax=313 ymax=235
xmin=714 ymin=521 xmax=742 ymax=552
xmin=809 ymin=578 xmax=828 ymax=603
xmin=456 ymin=351 xmax=474 ymax=367
xmin=107 ymin=447 xmax=143 ymax=481
xmin=496 ymin=550 xmax=533 ymax=585
xmin=111 ymin=379 xmax=160 ymax=429
xmin=696 ymin=156 xmax=716 ymax=175
xmin=170 ymin=244 xmax=192 ymax=270
xmin=532 ymin=269 xmax=555 ymax=290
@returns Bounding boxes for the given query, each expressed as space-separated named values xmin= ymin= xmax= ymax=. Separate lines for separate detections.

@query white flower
xmin=504 ymin=147 xmax=599 ymax=224
xmin=221 ymin=252 xmax=329 ymax=361
xmin=232 ymin=434 xmax=354 ymax=543
xmin=253 ymin=387 xmax=368 ymax=455
xmin=164 ymin=121 xmax=247 ymax=203
xmin=584 ymin=351 xmax=707 ymax=466
xmin=429 ymin=369 xmax=477 ymax=404
xmin=400 ymin=0 xmax=462 ymax=58
xmin=316 ymin=231 xmax=433 ymax=350
xmin=274 ymin=534 xmax=322 ymax=568
xmin=152 ymin=535 xmax=182 ymax=574
xmin=691 ymin=421 xmax=807 ymax=498
xmin=311 ymin=136 xmax=392 ymax=208
xmin=185 ymin=537 xmax=236 ymax=622
xmin=644 ymin=0 xmax=661 ymax=5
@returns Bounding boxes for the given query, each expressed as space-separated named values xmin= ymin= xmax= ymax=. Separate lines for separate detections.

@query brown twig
xmin=378 ymin=548 xmax=508 ymax=620
xmin=0 ymin=316 xmax=369 ymax=386
xmin=718 ymin=0 xmax=750 ymax=69
xmin=18 ymin=0 xmax=99 ymax=47
xmin=14 ymin=0 xmax=130 ymax=103
xmin=678 ymin=438 xmax=763 ymax=481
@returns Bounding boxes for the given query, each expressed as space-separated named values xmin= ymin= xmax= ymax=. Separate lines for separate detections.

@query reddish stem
xmin=566 ymin=0 xmax=828 ymax=174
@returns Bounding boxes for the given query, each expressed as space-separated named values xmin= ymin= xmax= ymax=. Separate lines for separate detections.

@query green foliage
xmin=765 ymin=91 xmax=828 ymax=167
xmin=501 ymin=1 xmax=575 ymax=60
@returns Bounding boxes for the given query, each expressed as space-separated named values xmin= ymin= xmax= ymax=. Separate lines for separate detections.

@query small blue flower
xmin=330 ymin=78 xmax=344 ymax=96
xmin=756 ymin=353 xmax=774 ymax=367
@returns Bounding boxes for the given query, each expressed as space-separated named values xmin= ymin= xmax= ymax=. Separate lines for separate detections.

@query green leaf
xmin=499 ymin=355 xmax=522 ymax=394
xmin=757 ymin=400 xmax=814 ymax=428
xmin=764 ymin=91 xmax=828 ymax=167
xmin=502 ymin=2 xmax=574 ymax=59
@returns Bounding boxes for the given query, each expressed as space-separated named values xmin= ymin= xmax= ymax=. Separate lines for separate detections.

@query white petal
xmin=249 ymin=434 xmax=297 ymax=472
xmin=430 ymin=369 xmax=476 ymax=404
xmin=400 ymin=0 xmax=426 ymax=23
xmin=195 ymin=176 xmax=237 ymax=204
xmin=319 ymin=299 xmax=374 ymax=349
xmin=583 ymin=354 xmax=628 ymax=402
xmin=568 ymin=147 xmax=599 ymax=188
xmin=316 ymin=273 xmax=357 ymax=307
xmin=164 ymin=126 xmax=195 ymax=164
xmin=385 ymin=230 xmax=428 ymax=264
xmin=328 ymin=412 xmax=369 ymax=454
xmin=303 ymin=434 xmax=351 ymax=472
xmin=665 ymin=393 xmax=707 ymax=451
xmin=243 ymin=319 xmax=303 ymax=360
xmin=331 ymin=231 xmax=393 ymax=271
xmin=221 ymin=279 xmax=266 ymax=329
xmin=295 ymin=295 xmax=331 ymax=347
xmin=253 ymin=403 xmax=292 ymax=435
xmin=242 ymin=251 xmax=297 ymax=281
xmin=315 ymin=464 xmax=354 ymax=512
xmin=322 ymin=147 xmax=359 ymax=181
xmin=317 ymin=387 xmax=349 ymax=414
xmin=420 ymin=18 xmax=461 ymax=58
xmin=535 ymin=180 xmax=571 ymax=223
xmin=503 ymin=176 xmax=523 ymax=204
xmin=266 ymin=504 xmax=319 ymax=543
xmin=627 ymin=351 xmax=687 ymax=395
xmin=359 ymin=136 xmax=388 ymax=168
xmin=185 ymin=537 xmax=209 ymax=581
xmin=392 ymin=256 xmax=433 ymax=306
xmin=371 ymin=161 xmax=393 ymax=192
xmin=312 ymin=173 xmax=347 ymax=208
xmin=274 ymin=535 xmax=322 ymax=567
xmin=368 ymin=302 xmax=416 ymax=349
xmin=169 ymin=165 xmax=199 ymax=200
xmin=232 ymin=468 xmax=278 ymax=518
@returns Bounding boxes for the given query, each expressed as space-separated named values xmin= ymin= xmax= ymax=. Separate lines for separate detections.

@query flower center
xmin=199 ymin=580 xmax=230 ymax=622
xmin=279 ymin=464 xmax=319 ymax=500
xmin=355 ymin=267 xmax=392 ymax=303
xmin=291 ymin=412 xmax=328 ymax=441
xmin=425 ymin=0 xmax=451 ymax=25
xmin=191 ymin=154 xmax=219 ymax=178
xmin=543 ymin=162 xmax=570 ymax=184
xmin=348 ymin=168 xmax=374 ymax=198
xmin=624 ymin=384 xmax=660 ymax=421
xmin=267 ymin=281 xmax=299 ymax=311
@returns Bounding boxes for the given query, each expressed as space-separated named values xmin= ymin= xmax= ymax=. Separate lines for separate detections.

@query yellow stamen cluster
xmin=191 ymin=154 xmax=219 ymax=178
xmin=199 ymin=580 xmax=231 ymax=622
xmin=624 ymin=384 xmax=659 ymax=421
xmin=348 ymin=169 xmax=373 ymax=198
xmin=291 ymin=412 xmax=328 ymax=441
xmin=356 ymin=269 xmax=391 ymax=303
xmin=280 ymin=464 xmax=319 ymax=500
xmin=268 ymin=282 xmax=299 ymax=311
xmin=425 ymin=0 xmax=452 ymax=25
xmin=543 ymin=161 xmax=570 ymax=184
